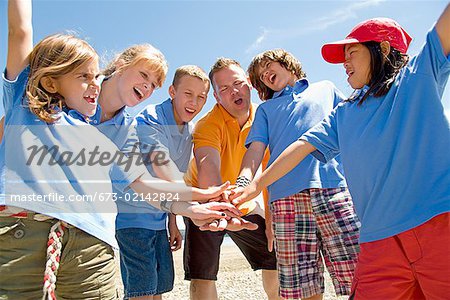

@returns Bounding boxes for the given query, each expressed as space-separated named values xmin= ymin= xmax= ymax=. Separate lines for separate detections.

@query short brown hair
xmin=248 ymin=49 xmax=306 ymax=101
xmin=172 ymin=65 xmax=210 ymax=92
xmin=208 ymin=57 xmax=242 ymax=89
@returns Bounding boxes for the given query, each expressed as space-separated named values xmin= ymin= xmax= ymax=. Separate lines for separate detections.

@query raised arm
xmin=436 ymin=3 xmax=450 ymax=56
xmin=7 ymin=0 xmax=33 ymax=80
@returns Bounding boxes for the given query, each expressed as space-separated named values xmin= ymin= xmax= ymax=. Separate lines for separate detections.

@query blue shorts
xmin=116 ymin=228 xmax=174 ymax=298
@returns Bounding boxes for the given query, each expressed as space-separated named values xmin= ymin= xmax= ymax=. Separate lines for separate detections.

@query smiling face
xmin=53 ymin=58 xmax=100 ymax=117
xmin=116 ymin=62 xmax=160 ymax=107
xmin=212 ymin=64 xmax=252 ymax=125
xmin=169 ymin=75 xmax=209 ymax=125
xmin=344 ymin=44 xmax=372 ymax=89
xmin=258 ymin=61 xmax=297 ymax=92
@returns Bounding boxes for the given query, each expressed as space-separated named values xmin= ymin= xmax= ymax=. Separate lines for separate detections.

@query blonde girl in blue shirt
xmin=93 ymin=51 xmax=225 ymax=299
xmin=233 ymin=5 xmax=450 ymax=300
xmin=0 ymin=1 xmax=238 ymax=299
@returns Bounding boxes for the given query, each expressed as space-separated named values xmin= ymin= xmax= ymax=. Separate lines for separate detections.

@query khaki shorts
xmin=0 ymin=216 xmax=118 ymax=300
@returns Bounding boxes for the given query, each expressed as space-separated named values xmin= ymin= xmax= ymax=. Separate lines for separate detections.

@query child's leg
xmin=407 ymin=212 xmax=450 ymax=299
xmin=311 ymin=188 xmax=360 ymax=296
xmin=116 ymin=228 xmax=173 ymax=299
xmin=271 ymin=191 xmax=325 ymax=300
xmin=0 ymin=216 xmax=51 ymax=299
xmin=122 ymin=229 xmax=173 ymax=300
xmin=55 ymin=226 xmax=117 ymax=299
xmin=153 ymin=229 xmax=175 ymax=295
xmin=348 ymin=212 xmax=450 ymax=299
xmin=350 ymin=237 xmax=424 ymax=300
xmin=0 ymin=216 xmax=117 ymax=299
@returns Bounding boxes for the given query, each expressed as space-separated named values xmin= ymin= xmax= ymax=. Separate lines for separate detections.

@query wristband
xmin=160 ymin=199 xmax=174 ymax=213
xmin=235 ymin=176 xmax=251 ymax=188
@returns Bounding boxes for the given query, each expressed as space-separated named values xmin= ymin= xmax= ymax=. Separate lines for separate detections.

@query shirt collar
xmin=271 ymin=79 xmax=309 ymax=99
xmin=217 ymin=102 xmax=255 ymax=131
xmin=353 ymin=85 xmax=371 ymax=101
xmin=63 ymin=106 xmax=95 ymax=124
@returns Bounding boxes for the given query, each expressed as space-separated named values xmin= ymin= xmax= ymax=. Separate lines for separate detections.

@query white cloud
xmin=246 ymin=0 xmax=385 ymax=54
xmin=246 ymin=27 xmax=271 ymax=54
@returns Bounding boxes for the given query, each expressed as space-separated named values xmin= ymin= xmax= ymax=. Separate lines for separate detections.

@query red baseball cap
xmin=321 ymin=17 xmax=412 ymax=64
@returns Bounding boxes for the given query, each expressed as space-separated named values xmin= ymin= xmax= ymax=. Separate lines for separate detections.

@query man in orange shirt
xmin=183 ymin=58 xmax=280 ymax=300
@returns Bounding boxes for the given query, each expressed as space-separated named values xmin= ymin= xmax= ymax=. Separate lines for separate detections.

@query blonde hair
xmin=102 ymin=44 xmax=168 ymax=88
xmin=27 ymin=34 xmax=98 ymax=123
xmin=208 ymin=57 xmax=242 ymax=90
xmin=172 ymin=65 xmax=210 ymax=92
xmin=248 ymin=49 xmax=306 ymax=101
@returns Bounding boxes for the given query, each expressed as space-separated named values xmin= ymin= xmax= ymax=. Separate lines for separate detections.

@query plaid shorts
xmin=270 ymin=188 xmax=360 ymax=299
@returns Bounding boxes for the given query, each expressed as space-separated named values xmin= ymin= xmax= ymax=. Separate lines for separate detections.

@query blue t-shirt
xmin=0 ymin=67 xmax=144 ymax=248
xmin=246 ymin=79 xmax=347 ymax=203
xmin=301 ymin=27 xmax=450 ymax=243
xmin=115 ymin=98 xmax=194 ymax=230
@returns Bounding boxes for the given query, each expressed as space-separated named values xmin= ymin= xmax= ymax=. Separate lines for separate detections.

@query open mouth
xmin=234 ymin=98 xmax=243 ymax=105
xmin=84 ymin=95 xmax=97 ymax=104
xmin=185 ymin=107 xmax=196 ymax=114
xmin=133 ymin=87 xmax=144 ymax=100
xmin=269 ymin=73 xmax=276 ymax=84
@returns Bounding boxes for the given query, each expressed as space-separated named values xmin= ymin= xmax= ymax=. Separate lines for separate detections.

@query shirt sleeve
xmin=412 ymin=27 xmax=450 ymax=98
xmin=2 ymin=66 xmax=30 ymax=114
xmin=109 ymin=159 xmax=147 ymax=193
xmin=136 ymin=111 xmax=170 ymax=154
xmin=245 ymin=105 xmax=269 ymax=148
xmin=332 ymin=84 xmax=347 ymax=107
xmin=300 ymin=105 xmax=341 ymax=163
xmin=192 ymin=116 xmax=222 ymax=152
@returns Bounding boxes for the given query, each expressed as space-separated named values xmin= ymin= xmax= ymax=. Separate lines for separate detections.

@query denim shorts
xmin=116 ymin=228 xmax=174 ymax=298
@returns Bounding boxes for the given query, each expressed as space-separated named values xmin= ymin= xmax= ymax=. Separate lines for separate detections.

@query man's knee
xmin=190 ymin=279 xmax=217 ymax=300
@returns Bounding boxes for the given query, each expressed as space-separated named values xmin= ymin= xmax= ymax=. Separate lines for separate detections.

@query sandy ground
xmin=117 ymin=241 xmax=348 ymax=300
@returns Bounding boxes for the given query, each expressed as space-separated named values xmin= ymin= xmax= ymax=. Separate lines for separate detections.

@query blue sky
xmin=0 ymin=0 xmax=449 ymax=119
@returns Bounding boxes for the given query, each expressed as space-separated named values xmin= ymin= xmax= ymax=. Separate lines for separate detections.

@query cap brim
xmin=321 ymin=38 xmax=360 ymax=64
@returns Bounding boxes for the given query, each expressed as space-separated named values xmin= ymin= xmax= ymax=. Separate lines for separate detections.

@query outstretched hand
xmin=198 ymin=216 xmax=259 ymax=232
xmin=180 ymin=201 xmax=242 ymax=222
xmin=230 ymin=182 xmax=261 ymax=207
xmin=195 ymin=181 xmax=231 ymax=203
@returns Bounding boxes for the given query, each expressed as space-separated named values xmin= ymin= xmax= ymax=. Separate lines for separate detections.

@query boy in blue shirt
xmin=236 ymin=49 xmax=360 ymax=300
xmin=116 ymin=65 xmax=210 ymax=299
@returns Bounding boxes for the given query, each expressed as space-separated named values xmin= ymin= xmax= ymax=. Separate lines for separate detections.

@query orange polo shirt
xmin=184 ymin=103 xmax=258 ymax=187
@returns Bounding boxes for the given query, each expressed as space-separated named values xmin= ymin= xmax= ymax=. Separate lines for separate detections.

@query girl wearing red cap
xmin=232 ymin=4 xmax=450 ymax=299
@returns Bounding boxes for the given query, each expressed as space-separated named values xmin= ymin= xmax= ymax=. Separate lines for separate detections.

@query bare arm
xmin=436 ymin=3 xmax=450 ymax=56
xmin=232 ymin=140 xmax=316 ymax=205
xmin=128 ymin=173 xmax=229 ymax=203
xmin=195 ymin=146 xmax=223 ymax=188
xmin=143 ymin=151 xmax=229 ymax=202
xmin=238 ymin=141 xmax=266 ymax=180
xmin=7 ymin=0 xmax=33 ymax=80
xmin=148 ymin=151 xmax=185 ymax=182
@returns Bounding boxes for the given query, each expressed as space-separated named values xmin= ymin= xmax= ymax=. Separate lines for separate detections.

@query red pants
xmin=351 ymin=212 xmax=450 ymax=300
